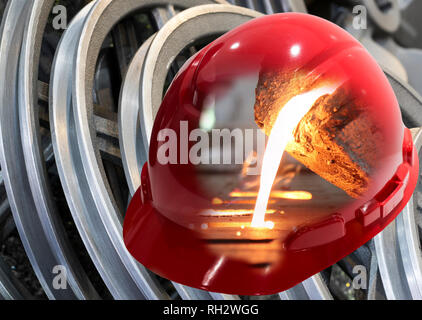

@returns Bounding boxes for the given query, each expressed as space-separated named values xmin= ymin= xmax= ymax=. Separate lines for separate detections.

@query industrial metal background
xmin=0 ymin=0 xmax=421 ymax=300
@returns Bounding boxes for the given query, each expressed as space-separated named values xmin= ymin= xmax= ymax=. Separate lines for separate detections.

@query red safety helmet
xmin=123 ymin=13 xmax=419 ymax=295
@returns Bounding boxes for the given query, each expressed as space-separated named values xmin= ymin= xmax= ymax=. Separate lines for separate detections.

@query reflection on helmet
xmin=124 ymin=13 xmax=419 ymax=295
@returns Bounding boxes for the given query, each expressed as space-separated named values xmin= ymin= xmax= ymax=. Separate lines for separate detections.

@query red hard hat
xmin=123 ymin=13 xmax=419 ymax=295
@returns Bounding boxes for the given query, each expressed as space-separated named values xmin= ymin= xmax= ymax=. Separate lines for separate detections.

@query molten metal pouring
xmin=251 ymin=84 xmax=341 ymax=228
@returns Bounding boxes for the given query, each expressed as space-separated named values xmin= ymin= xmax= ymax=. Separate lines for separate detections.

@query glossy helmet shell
xmin=124 ymin=13 xmax=419 ymax=295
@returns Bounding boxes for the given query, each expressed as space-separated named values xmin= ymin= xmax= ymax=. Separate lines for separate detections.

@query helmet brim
xmin=124 ymin=143 xmax=419 ymax=295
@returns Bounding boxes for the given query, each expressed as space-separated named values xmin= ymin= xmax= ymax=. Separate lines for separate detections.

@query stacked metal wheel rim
xmin=0 ymin=0 xmax=420 ymax=300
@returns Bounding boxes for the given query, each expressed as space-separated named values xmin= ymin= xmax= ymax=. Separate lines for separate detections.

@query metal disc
xmin=373 ymin=69 xmax=422 ymax=299
xmin=18 ymin=0 xmax=99 ymax=300
xmin=0 ymin=0 xmax=81 ymax=299
xmin=119 ymin=35 xmax=154 ymax=195
xmin=52 ymin=0 xmax=231 ymax=300
xmin=362 ymin=0 xmax=400 ymax=33
xmin=139 ymin=4 xmax=263 ymax=146
xmin=396 ymin=128 xmax=422 ymax=298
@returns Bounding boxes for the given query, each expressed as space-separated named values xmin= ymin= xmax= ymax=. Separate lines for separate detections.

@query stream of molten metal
xmin=251 ymin=84 xmax=340 ymax=229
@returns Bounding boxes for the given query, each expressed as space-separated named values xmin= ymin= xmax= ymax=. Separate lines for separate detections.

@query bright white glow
xmin=229 ymin=190 xmax=312 ymax=200
xmin=231 ymin=42 xmax=240 ymax=50
xmin=199 ymin=107 xmax=216 ymax=131
xmin=251 ymin=84 xmax=340 ymax=229
xmin=200 ymin=209 xmax=275 ymax=217
xmin=290 ymin=45 xmax=301 ymax=57
xmin=202 ymin=257 xmax=225 ymax=286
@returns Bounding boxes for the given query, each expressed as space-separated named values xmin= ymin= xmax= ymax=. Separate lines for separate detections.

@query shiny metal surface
xmin=121 ymin=3 xmax=263 ymax=300
xmin=51 ymin=0 xmax=165 ymax=300
xmin=52 ymin=0 xmax=230 ymax=300
xmin=362 ymin=0 xmax=400 ymax=33
xmin=0 ymin=0 xmax=79 ymax=299
xmin=0 ymin=0 xmax=419 ymax=300
xmin=139 ymin=4 xmax=262 ymax=145
xmin=342 ymin=13 xmax=408 ymax=82
xmin=279 ymin=275 xmax=333 ymax=300
xmin=379 ymin=38 xmax=422 ymax=96
xmin=119 ymin=35 xmax=153 ymax=195
xmin=374 ymin=70 xmax=422 ymax=300
xmin=374 ymin=127 xmax=422 ymax=300
xmin=396 ymin=128 xmax=422 ymax=298
xmin=18 ymin=0 xmax=98 ymax=300
xmin=225 ymin=0 xmax=307 ymax=13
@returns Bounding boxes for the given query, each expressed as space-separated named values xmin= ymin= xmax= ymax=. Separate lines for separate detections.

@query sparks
xmin=229 ymin=190 xmax=312 ymax=200
xmin=200 ymin=209 xmax=276 ymax=217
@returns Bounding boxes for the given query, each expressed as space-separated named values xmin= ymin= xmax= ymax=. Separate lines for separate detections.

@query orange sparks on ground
xmin=212 ymin=198 xmax=224 ymax=205
xmin=200 ymin=209 xmax=276 ymax=217
xmin=229 ymin=191 xmax=312 ymax=200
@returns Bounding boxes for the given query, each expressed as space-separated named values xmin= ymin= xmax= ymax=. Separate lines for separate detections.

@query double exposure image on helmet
xmin=123 ymin=13 xmax=419 ymax=295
